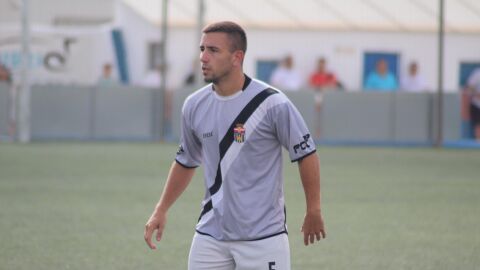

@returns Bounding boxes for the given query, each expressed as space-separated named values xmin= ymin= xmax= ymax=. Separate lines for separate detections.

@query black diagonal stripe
xmin=198 ymin=200 xmax=212 ymax=221
xmin=211 ymin=88 xmax=278 ymax=194
xmin=198 ymin=88 xmax=279 ymax=221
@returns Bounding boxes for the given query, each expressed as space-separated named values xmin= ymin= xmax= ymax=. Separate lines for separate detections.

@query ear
xmin=232 ymin=50 xmax=245 ymax=67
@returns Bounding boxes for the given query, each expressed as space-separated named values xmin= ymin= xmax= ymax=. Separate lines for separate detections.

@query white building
xmin=1 ymin=0 xmax=479 ymax=91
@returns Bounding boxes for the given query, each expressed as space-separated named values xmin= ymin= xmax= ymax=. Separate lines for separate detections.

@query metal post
xmin=159 ymin=0 xmax=168 ymax=141
xmin=194 ymin=0 xmax=205 ymax=86
xmin=18 ymin=0 xmax=31 ymax=143
xmin=435 ymin=0 xmax=445 ymax=147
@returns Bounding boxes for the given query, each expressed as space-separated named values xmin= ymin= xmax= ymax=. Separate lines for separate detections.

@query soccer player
xmin=144 ymin=21 xmax=326 ymax=270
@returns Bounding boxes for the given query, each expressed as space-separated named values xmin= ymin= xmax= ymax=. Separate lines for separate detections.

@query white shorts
xmin=188 ymin=232 xmax=291 ymax=270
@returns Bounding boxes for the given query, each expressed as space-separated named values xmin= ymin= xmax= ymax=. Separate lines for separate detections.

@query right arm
xmin=144 ymin=161 xmax=196 ymax=249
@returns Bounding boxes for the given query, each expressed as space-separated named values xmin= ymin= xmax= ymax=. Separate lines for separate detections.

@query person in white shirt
xmin=270 ymin=55 xmax=303 ymax=91
xmin=97 ymin=63 xmax=118 ymax=86
xmin=401 ymin=62 xmax=427 ymax=92
xmin=466 ymin=67 xmax=480 ymax=140
xmin=144 ymin=21 xmax=325 ymax=270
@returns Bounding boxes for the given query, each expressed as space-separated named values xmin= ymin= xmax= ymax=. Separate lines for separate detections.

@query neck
xmin=213 ymin=71 xmax=245 ymax=96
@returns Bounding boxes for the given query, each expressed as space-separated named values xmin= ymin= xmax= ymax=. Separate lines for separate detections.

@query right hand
xmin=144 ymin=211 xmax=167 ymax=250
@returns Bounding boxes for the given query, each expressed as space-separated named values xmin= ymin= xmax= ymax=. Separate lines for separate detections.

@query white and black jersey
xmin=175 ymin=75 xmax=316 ymax=241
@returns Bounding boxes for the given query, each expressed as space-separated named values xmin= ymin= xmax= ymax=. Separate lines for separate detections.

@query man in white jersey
xmin=144 ymin=21 xmax=326 ymax=270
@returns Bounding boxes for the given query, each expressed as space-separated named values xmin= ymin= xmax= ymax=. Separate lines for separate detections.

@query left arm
xmin=298 ymin=152 xmax=326 ymax=246
xmin=271 ymin=97 xmax=326 ymax=245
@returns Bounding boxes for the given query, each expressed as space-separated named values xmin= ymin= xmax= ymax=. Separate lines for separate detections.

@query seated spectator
xmin=466 ymin=67 xmax=480 ymax=141
xmin=308 ymin=58 xmax=339 ymax=138
xmin=0 ymin=63 xmax=15 ymax=139
xmin=0 ymin=63 xmax=12 ymax=83
xmin=270 ymin=55 xmax=302 ymax=91
xmin=97 ymin=63 xmax=118 ymax=86
xmin=401 ymin=61 xmax=427 ymax=92
xmin=309 ymin=57 xmax=338 ymax=90
xmin=308 ymin=57 xmax=340 ymax=107
xmin=364 ymin=58 xmax=398 ymax=91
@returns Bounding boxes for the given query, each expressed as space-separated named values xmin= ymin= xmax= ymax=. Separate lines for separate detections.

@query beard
xmin=203 ymin=67 xmax=231 ymax=84
xmin=204 ymin=77 xmax=217 ymax=84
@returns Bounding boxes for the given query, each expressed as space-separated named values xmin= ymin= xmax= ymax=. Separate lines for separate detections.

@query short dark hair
xmin=203 ymin=21 xmax=247 ymax=53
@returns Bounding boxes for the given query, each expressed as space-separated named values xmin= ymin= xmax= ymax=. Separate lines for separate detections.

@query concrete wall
xmin=30 ymin=85 xmax=162 ymax=141
xmin=320 ymin=92 xmax=395 ymax=142
xmin=93 ymin=87 xmax=157 ymax=140
xmin=1 ymin=84 xmax=462 ymax=144
xmin=320 ymin=91 xmax=461 ymax=144
xmin=393 ymin=93 xmax=432 ymax=143
xmin=31 ymin=85 xmax=92 ymax=139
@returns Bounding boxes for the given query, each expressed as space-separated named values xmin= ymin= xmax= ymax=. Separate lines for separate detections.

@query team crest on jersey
xmin=233 ymin=124 xmax=246 ymax=143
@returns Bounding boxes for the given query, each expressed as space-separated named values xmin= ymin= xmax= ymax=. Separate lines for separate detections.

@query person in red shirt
xmin=308 ymin=58 xmax=339 ymax=137
xmin=309 ymin=58 xmax=337 ymax=90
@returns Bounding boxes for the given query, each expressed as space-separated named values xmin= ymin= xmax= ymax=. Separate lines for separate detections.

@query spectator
xmin=309 ymin=57 xmax=338 ymax=90
xmin=308 ymin=57 xmax=339 ymax=137
xmin=466 ymin=67 xmax=480 ymax=141
xmin=0 ymin=63 xmax=16 ymax=139
xmin=364 ymin=58 xmax=398 ymax=91
xmin=0 ymin=63 xmax=12 ymax=83
xmin=401 ymin=61 xmax=427 ymax=92
xmin=97 ymin=63 xmax=117 ymax=86
xmin=270 ymin=55 xmax=302 ymax=91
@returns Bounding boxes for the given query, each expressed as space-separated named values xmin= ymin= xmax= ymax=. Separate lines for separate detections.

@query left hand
xmin=301 ymin=210 xmax=326 ymax=246
xmin=144 ymin=211 xmax=167 ymax=250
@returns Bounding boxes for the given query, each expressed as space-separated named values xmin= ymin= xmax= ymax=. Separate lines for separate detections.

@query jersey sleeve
xmin=175 ymin=101 xmax=202 ymax=168
xmin=270 ymin=97 xmax=316 ymax=162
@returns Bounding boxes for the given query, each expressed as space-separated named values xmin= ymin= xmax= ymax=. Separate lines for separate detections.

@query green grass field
xmin=0 ymin=143 xmax=479 ymax=270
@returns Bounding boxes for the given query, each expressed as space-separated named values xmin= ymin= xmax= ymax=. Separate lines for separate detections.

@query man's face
xmin=377 ymin=60 xmax=388 ymax=75
xmin=409 ymin=63 xmax=418 ymax=75
xmin=103 ymin=65 xmax=112 ymax=77
xmin=199 ymin=32 xmax=238 ymax=83
xmin=318 ymin=59 xmax=326 ymax=72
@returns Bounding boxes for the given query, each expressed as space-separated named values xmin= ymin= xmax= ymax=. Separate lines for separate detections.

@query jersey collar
xmin=211 ymin=74 xmax=252 ymax=92
xmin=242 ymin=74 xmax=252 ymax=91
